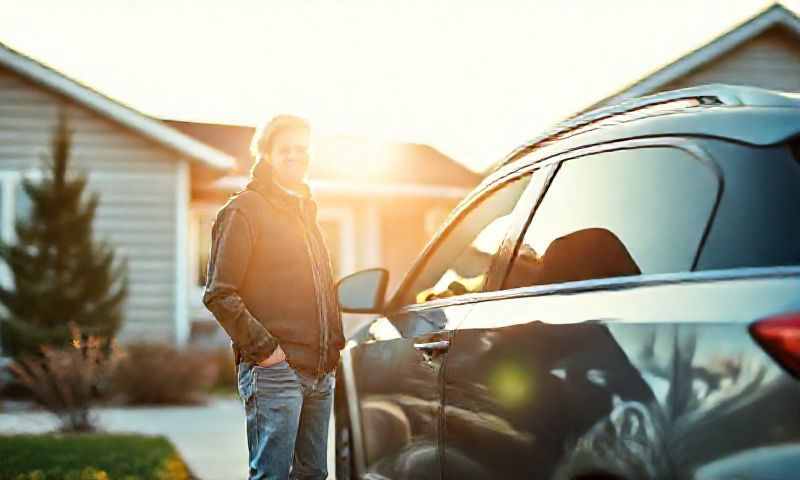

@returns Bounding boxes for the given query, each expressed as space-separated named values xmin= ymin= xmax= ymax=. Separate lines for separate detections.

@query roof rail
xmin=496 ymin=84 xmax=800 ymax=170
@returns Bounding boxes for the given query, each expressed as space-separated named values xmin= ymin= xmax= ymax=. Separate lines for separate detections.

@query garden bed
xmin=0 ymin=433 xmax=194 ymax=480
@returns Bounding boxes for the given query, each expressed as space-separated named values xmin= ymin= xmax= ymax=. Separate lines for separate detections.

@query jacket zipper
xmin=300 ymin=200 xmax=328 ymax=379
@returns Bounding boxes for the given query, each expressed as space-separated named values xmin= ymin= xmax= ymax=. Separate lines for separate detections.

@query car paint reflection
xmin=439 ymin=274 xmax=800 ymax=479
xmin=552 ymin=326 xmax=797 ymax=479
xmin=443 ymin=320 xmax=653 ymax=479
xmin=350 ymin=303 xmax=474 ymax=479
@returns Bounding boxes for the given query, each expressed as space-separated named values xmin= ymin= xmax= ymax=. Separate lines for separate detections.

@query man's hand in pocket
xmin=257 ymin=345 xmax=286 ymax=367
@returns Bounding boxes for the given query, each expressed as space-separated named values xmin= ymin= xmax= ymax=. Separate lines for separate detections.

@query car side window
xmin=397 ymin=172 xmax=537 ymax=306
xmin=504 ymin=147 xmax=718 ymax=289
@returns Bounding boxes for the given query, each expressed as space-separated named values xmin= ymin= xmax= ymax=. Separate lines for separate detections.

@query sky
xmin=0 ymin=0 xmax=797 ymax=172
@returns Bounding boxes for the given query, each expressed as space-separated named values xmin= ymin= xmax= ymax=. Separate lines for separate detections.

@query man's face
xmin=269 ymin=128 xmax=310 ymax=187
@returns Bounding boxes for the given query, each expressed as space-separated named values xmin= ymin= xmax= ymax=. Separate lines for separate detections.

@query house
xmin=0 ymin=41 xmax=480 ymax=354
xmin=586 ymin=3 xmax=800 ymax=110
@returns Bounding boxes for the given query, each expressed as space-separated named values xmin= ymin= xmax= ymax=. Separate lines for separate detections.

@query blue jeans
xmin=237 ymin=359 xmax=334 ymax=480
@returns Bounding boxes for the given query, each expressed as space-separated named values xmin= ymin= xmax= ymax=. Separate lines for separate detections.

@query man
xmin=203 ymin=114 xmax=345 ymax=480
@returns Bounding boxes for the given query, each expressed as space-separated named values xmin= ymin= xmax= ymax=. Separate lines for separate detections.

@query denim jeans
xmin=237 ymin=359 xmax=334 ymax=480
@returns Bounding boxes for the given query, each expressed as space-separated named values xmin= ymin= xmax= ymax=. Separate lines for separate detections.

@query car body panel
xmin=348 ymin=303 xmax=475 ymax=480
xmin=442 ymin=271 xmax=800 ymax=479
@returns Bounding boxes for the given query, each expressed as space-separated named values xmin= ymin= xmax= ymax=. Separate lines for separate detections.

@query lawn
xmin=0 ymin=433 xmax=193 ymax=480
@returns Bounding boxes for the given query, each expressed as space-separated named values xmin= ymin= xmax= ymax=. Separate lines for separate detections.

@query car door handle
xmin=413 ymin=340 xmax=450 ymax=352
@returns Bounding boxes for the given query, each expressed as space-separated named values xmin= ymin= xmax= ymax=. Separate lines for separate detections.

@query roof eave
xmin=199 ymin=175 xmax=472 ymax=199
xmin=0 ymin=42 xmax=236 ymax=173
xmin=587 ymin=3 xmax=800 ymax=111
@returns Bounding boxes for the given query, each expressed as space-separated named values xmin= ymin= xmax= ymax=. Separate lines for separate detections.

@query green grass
xmin=0 ymin=433 xmax=192 ymax=480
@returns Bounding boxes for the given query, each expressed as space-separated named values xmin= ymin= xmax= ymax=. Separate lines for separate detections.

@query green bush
xmin=0 ymin=433 xmax=191 ymax=480
xmin=9 ymin=325 xmax=120 ymax=432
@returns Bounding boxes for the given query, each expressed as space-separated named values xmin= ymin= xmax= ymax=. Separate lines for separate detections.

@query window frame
xmin=384 ymin=165 xmax=553 ymax=314
xmin=317 ymin=206 xmax=358 ymax=278
xmin=500 ymin=137 xmax=724 ymax=291
xmin=188 ymin=202 xmax=219 ymax=321
xmin=0 ymin=169 xmax=44 ymax=289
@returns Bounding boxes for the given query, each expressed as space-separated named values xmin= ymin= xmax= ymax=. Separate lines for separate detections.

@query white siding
xmin=661 ymin=26 xmax=800 ymax=93
xmin=0 ymin=66 xmax=180 ymax=344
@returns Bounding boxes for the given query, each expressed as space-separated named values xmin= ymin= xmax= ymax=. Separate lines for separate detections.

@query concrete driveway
xmin=0 ymin=397 xmax=336 ymax=480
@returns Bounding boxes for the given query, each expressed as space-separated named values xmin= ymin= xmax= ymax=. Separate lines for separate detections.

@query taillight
xmin=750 ymin=313 xmax=800 ymax=378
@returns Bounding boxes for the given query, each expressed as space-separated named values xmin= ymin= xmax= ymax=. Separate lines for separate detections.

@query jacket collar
xmin=244 ymin=169 xmax=315 ymax=214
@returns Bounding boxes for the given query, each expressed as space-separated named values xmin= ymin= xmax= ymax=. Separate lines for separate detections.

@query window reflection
xmin=401 ymin=173 xmax=538 ymax=306
xmin=505 ymin=148 xmax=717 ymax=290
xmin=418 ymin=215 xmax=515 ymax=303
xmin=506 ymin=227 xmax=641 ymax=288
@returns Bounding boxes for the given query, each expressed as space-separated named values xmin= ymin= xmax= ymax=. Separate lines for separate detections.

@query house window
xmin=196 ymin=212 xmax=215 ymax=287
xmin=0 ymin=170 xmax=41 ymax=288
xmin=317 ymin=207 xmax=356 ymax=281
xmin=188 ymin=205 xmax=218 ymax=320
xmin=14 ymin=181 xmax=33 ymax=223
xmin=319 ymin=218 xmax=343 ymax=279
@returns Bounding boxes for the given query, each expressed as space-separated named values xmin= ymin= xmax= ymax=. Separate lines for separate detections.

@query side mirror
xmin=336 ymin=268 xmax=389 ymax=314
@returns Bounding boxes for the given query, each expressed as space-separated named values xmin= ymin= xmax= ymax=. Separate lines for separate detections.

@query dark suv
xmin=333 ymin=84 xmax=800 ymax=480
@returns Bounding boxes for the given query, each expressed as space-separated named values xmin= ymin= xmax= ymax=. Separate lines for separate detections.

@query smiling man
xmin=203 ymin=114 xmax=345 ymax=480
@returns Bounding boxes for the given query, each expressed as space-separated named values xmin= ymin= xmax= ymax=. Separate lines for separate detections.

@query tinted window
xmin=696 ymin=141 xmax=800 ymax=270
xmin=397 ymin=173 xmax=536 ymax=306
xmin=505 ymin=148 xmax=717 ymax=289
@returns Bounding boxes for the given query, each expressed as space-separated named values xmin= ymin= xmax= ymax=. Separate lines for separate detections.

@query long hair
xmin=249 ymin=114 xmax=310 ymax=180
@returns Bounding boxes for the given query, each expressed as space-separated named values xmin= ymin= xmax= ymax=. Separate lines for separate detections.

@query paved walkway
xmin=0 ymin=397 xmax=336 ymax=480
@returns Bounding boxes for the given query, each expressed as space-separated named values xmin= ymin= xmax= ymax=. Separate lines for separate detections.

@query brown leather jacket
xmin=202 ymin=172 xmax=344 ymax=377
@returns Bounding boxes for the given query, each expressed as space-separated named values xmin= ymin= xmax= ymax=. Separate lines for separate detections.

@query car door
xmin=346 ymin=168 xmax=548 ymax=480
xmin=441 ymin=141 xmax=722 ymax=479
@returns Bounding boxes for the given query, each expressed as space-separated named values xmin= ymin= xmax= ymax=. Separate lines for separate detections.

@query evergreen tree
xmin=0 ymin=114 xmax=128 ymax=358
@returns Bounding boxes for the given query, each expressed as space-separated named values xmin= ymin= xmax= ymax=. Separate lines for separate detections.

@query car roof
xmin=487 ymin=84 xmax=800 ymax=184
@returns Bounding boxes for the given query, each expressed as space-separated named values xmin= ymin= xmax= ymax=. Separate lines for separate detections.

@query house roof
xmin=585 ymin=3 xmax=800 ymax=111
xmin=166 ymin=120 xmax=482 ymax=191
xmin=0 ymin=41 xmax=236 ymax=172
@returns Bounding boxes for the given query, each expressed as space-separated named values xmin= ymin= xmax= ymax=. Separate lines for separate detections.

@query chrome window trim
xmin=396 ymin=265 xmax=800 ymax=315
xmin=463 ymin=265 xmax=800 ymax=305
